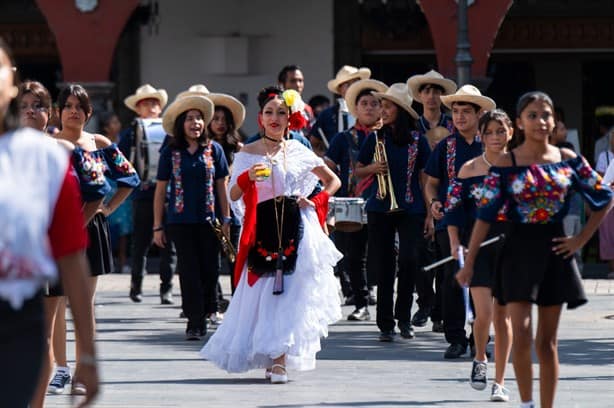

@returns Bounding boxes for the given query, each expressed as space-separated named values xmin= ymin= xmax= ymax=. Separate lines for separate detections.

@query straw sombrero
xmin=372 ymin=83 xmax=419 ymax=119
xmin=176 ymin=84 xmax=210 ymax=100
xmin=207 ymin=93 xmax=246 ymax=129
xmin=327 ymin=65 xmax=372 ymax=94
xmin=407 ymin=70 xmax=457 ymax=103
xmin=344 ymin=79 xmax=388 ymax=117
xmin=124 ymin=84 xmax=168 ymax=112
xmin=440 ymin=85 xmax=496 ymax=112
xmin=162 ymin=95 xmax=214 ymax=136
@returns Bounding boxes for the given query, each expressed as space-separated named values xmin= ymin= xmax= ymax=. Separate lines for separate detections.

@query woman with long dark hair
xmin=458 ymin=92 xmax=613 ymax=408
xmin=355 ymin=83 xmax=431 ymax=342
xmin=444 ymin=109 xmax=513 ymax=401
xmin=207 ymin=93 xmax=245 ymax=301
xmin=153 ymin=94 xmax=230 ymax=340
xmin=54 ymin=83 xmax=139 ymax=395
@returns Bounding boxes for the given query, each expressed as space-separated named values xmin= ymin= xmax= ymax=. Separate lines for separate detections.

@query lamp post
xmin=455 ymin=0 xmax=473 ymax=86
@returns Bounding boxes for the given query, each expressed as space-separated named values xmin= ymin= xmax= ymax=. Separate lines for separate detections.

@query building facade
xmin=2 ymin=0 xmax=614 ymax=155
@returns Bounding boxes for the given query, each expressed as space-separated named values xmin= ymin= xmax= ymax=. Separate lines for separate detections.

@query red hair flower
xmin=289 ymin=111 xmax=307 ymax=131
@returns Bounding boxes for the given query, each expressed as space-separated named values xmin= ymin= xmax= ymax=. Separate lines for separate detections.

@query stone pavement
xmin=46 ymin=275 xmax=614 ymax=408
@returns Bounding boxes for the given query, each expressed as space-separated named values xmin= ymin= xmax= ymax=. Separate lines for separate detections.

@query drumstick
xmin=422 ymin=234 xmax=504 ymax=272
xmin=457 ymin=247 xmax=475 ymax=325
xmin=318 ymin=128 xmax=330 ymax=149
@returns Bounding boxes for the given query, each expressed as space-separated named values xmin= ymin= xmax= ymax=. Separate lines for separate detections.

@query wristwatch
xmin=222 ymin=216 xmax=232 ymax=224
xmin=429 ymin=198 xmax=440 ymax=207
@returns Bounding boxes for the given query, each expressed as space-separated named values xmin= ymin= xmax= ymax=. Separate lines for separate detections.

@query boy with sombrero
xmin=406 ymin=70 xmax=457 ymax=332
xmin=118 ymin=84 xmax=178 ymax=305
xmin=310 ymin=65 xmax=372 ymax=157
xmin=407 ymin=70 xmax=457 ymax=148
xmin=423 ymin=85 xmax=496 ymax=359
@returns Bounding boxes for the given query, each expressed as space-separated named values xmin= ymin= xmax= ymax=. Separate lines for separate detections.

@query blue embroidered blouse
xmin=326 ymin=127 xmax=371 ymax=198
xmin=477 ymin=156 xmax=612 ymax=224
xmin=157 ymin=141 xmax=229 ymax=224
xmin=72 ymin=144 xmax=140 ymax=202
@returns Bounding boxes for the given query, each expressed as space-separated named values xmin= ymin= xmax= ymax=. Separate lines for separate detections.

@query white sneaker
xmin=490 ymin=382 xmax=510 ymax=402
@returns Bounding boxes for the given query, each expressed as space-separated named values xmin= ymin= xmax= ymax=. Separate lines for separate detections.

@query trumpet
xmin=373 ymin=133 xmax=402 ymax=212
xmin=206 ymin=217 xmax=237 ymax=263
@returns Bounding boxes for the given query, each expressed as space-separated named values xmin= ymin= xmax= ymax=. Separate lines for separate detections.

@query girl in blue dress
xmin=444 ymin=109 xmax=513 ymax=401
xmin=457 ymin=92 xmax=613 ymax=408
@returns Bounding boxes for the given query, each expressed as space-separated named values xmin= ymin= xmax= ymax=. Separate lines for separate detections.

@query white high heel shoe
xmin=269 ymin=364 xmax=288 ymax=384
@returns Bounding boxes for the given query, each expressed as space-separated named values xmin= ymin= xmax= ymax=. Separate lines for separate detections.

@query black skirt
xmin=493 ymin=222 xmax=587 ymax=309
xmin=248 ymin=196 xmax=303 ymax=277
xmin=461 ymin=222 xmax=506 ymax=288
xmin=86 ymin=212 xmax=114 ymax=276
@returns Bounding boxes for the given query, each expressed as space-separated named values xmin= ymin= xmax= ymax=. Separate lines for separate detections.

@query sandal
xmin=270 ymin=364 xmax=287 ymax=384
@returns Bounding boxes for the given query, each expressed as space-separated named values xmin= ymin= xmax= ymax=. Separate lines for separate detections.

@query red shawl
xmin=233 ymin=170 xmax=330 ymax=287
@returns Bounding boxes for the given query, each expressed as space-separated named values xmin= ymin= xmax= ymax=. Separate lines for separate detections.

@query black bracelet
xmin=152 ymin=226 xmax=164 ymax=232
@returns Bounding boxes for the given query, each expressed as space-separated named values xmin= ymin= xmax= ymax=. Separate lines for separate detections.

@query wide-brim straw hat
xmin=345 ymin=79 xmax=388 ymax=117
xmin=124 ymin=84 xmax=168 ymax=112
xmin=327 ymin=65 xmax=372 ymax=94
xmin=440 ymin=85 xmax=496 ymax=112
xmin=407 ymin=70 xmax=457 ymax=103
xmin=162 ymin=95 xmax=214 ymax=136
xmin=176 ymin=84 xmax=210 ymax=100
xmin=372 ymin=83 xmax=419 ymax=120
xmin=207 ymin=93 xmax=246 ymax=129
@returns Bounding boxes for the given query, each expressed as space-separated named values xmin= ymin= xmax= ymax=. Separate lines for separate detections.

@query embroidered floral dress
xmin=200 ymin=140 xmax=342 ymax=373
xmin=444 ymin=175 xmax=507 ymax=288
xmin=72 ymin=143 xmax=140 ymax=275
xmin=476 ymin=155 xmax=612 ymax=307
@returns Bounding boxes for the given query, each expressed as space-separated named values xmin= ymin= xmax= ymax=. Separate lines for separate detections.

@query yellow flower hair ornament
xmin=282 ymin=89 xmax=308 ymax=131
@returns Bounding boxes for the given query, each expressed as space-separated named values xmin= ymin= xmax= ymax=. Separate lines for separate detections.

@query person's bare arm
xmin=216 ymin=177 xmax=231 ymax=236
xmin=82 ymin=199 xmax=103 ymax=225
xmin=312 ymin=165 xmax=341 ymax=196
xmin=152 ymin=181 xmax=168 ymax=248
xmin=425 ymin=176 xmax=443 ymax=220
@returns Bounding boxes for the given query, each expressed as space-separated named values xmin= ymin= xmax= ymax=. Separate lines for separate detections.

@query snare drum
xmin=333 ymin=197 xmax=365 ymax=232
xmin=133 ymin=118 xmax=166 ymax=184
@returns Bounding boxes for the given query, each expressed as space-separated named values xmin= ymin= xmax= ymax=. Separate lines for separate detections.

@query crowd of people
xmin=1 ymin=32 xmax=614 ymax=408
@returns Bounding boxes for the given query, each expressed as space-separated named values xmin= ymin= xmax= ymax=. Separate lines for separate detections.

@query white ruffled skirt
xmin=200 ymin=209 xmax=342 ymax=373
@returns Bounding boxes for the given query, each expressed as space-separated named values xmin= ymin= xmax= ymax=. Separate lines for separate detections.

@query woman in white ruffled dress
xmin=200 ymin=86 xmax=342 ymax=384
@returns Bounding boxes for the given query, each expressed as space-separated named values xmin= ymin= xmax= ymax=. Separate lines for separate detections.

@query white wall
xmin=140 ymin=0 xmax=334 ymax=135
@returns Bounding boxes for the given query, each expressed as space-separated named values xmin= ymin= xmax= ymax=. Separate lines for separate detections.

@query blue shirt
xmin=417 ymin=113 xmax=454 ymax=134
xmin=326 ymin=127 xmax=371 ymax=197
xmin=245 ymin=130 xmax=312 ymax=150
xmin=424 ymin=132 xmax=482 ymax=230
xmin=357 ymin=129 xmax=431 ymax=214
xmin=310 ymin=103 xmax=346 ymax=143
xmin=157 ymin=141 xmax=229 ymax=224
xmin=117 ymin=126 xmax=159 ymax=201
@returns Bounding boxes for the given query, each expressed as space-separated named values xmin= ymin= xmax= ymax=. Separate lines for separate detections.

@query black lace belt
xmin=248 ymin=196 xmax=303 ymax=277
